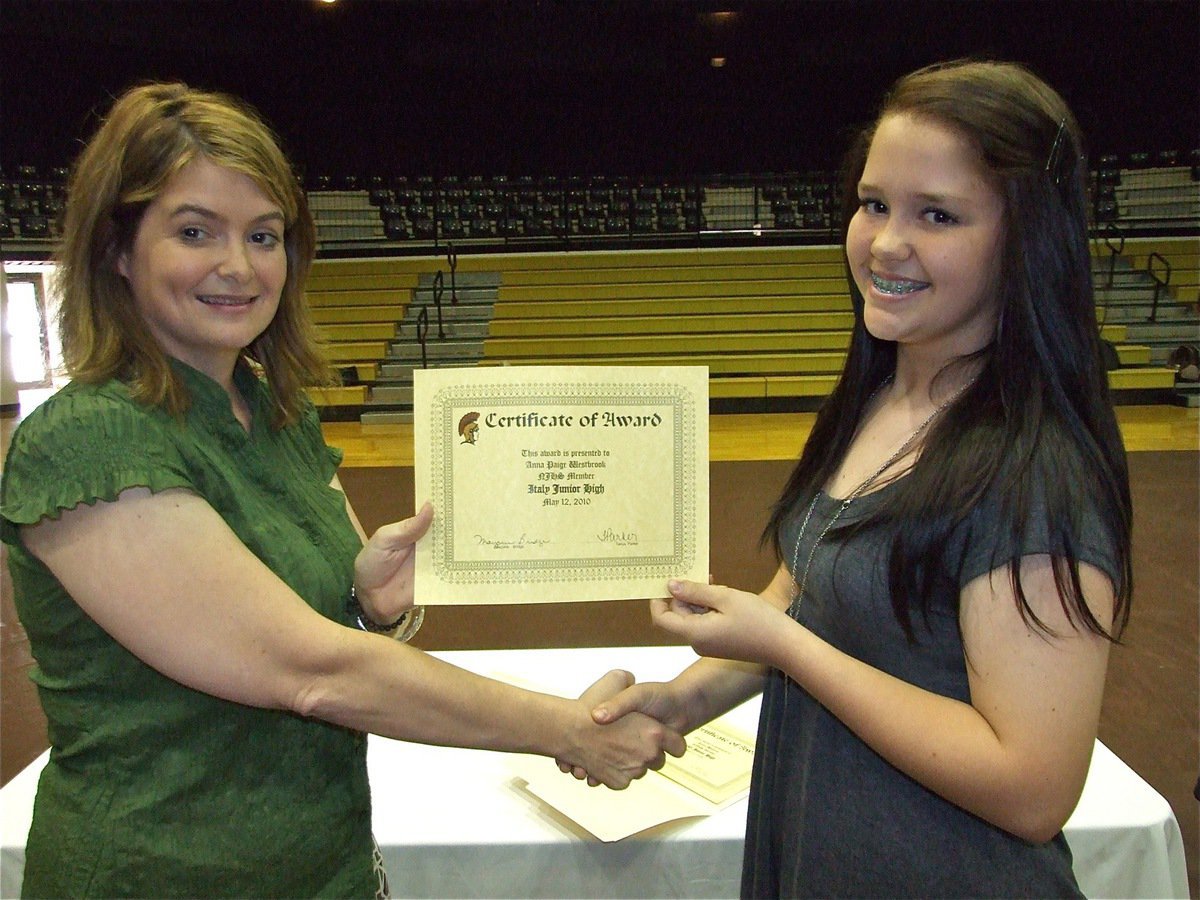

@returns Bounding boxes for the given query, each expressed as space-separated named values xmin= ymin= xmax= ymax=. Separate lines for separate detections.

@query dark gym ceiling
xmin=2 ymin=0 xmax=1196 ymax=179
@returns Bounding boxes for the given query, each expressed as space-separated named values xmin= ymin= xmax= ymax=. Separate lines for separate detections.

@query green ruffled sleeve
xmin=1 ymin=385 xmax=194 ymax=543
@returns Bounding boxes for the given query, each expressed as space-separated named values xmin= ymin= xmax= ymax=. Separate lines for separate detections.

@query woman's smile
xmin=196 ymin=292 xmax=259 ymax=307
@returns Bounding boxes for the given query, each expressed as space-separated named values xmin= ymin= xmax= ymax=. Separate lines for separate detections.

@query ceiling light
xmin=701 ymin=11 xmax=739 ymax=28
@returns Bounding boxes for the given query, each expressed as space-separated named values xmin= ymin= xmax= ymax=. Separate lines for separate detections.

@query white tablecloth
xmin=1 ymin=647 xmax=1189 ymax=899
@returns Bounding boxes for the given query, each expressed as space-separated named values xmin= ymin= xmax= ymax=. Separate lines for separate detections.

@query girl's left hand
xmin=652 ymin=579 xmax=793 ymax=667
xmin=353 ymin=502 xmax=434 ymax=622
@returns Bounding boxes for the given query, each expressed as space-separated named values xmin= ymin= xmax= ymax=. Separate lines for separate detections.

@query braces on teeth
xmin=872 ymin=274 xmax=929 ymax=294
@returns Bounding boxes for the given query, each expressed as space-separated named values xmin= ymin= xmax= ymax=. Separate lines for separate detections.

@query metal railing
xmin=1146 ymin=252 xmax=1172 ymax=323
xmin=414 ymin=244 xmax=461 ymax=363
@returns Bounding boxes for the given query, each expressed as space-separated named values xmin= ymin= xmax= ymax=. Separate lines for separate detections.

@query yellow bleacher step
xmin=479 ymin=352 xmax=846 ymax=376
xmin=709 ymin=376 xmax=767 ymax=399
xmin=492 ymin=297 xmax=1147 ymax=322
xmin=310 ymin=305 xmax=407 ymax=324
xmin=710 ymin=374 xmax=841 ymax=399
xmin=493 ymin=294 xmax=852 ymax=318
xmin=764 ymin=374 xmax=844 ymax=397
xmin=311 ymin=259 xmax=439 ymax=278
xmin=341 ymin=363 xmax=378 ymax=382
xmin=325 ymin=362 xmax=1169 ymax=406
xmin=316 ymin=323 xmax=398 ymax=342
xmin=707 ymin=354 xmax=845 ymax=375
xmin=498 ymin=278 xmax=845 ymax=302
xmin=483 ymin=331 xmax=851 ymax=358
xmin=753 ymin=369 xmax=1166 ymax=400
xmin=306 ymin=247 xmax=853 ymax=298
xmin=700 ymin=367 xmax=1173 ymax=403
xmin=324 ymin=342 xmax=390 ymax=363
xmin=487 ymin=311 xmax=853 ymax=338
xmin=1116 ymin=344 xmax=1152 ymax=365
xmin=309 ymin=247 xmax=845 ymax=286
xmin=475 ymin=353 xmax=1164 ymax=383
xmin=453 ymin=245 xmax=845 ymax=273
xmin=308 ymin=289 xmax=414 ymax=307
xmin=1107 ymin=367 xmax=1177 ymax=390
xmin=1116 ymin=236 xmax=1200 ymax=270
xmin=306 ymin=274 xmax=420 ymax=293
xmin=1115 ymin=238 xmax=1200 ymax=302
xmin=307 ymin=385 xmax=368 ymax=406
xmin=500 ymin=261 xmax=848 ymax=287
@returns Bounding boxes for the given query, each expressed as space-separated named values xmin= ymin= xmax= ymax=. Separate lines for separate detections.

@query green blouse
xmin=1 ymin=361 xmax=376 ymax=899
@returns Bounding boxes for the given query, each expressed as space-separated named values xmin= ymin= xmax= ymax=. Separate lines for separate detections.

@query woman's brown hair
xmin=55 ymin=82 xmax=331 ymax=427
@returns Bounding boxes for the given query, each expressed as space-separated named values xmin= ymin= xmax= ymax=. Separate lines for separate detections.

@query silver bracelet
xmin=347 ymin=586 xmax=424 ymax=642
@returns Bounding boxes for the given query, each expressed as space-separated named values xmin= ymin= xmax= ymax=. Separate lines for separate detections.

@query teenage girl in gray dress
xmin=577 ymin=59 xmax=1131 ymax=897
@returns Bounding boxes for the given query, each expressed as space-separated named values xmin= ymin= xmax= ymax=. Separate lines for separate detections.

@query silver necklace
xmin=786 ymin=377 xmax=971 ymax=617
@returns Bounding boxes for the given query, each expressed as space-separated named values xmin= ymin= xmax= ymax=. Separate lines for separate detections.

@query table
xmin=1 ymin=647 xmax=1189 ymax=898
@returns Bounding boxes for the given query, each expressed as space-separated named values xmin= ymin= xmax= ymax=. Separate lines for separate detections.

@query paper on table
xmin=511 ymin=718 xmax=755 ymax=842
xmin=657 ymin=719 xmax=754 ymax=805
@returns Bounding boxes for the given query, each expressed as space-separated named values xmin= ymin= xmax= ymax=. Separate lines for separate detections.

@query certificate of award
xmin=413 ymin=365 xmax=709 ymax=604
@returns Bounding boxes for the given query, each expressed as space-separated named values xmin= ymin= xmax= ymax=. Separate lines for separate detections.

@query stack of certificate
xmin=512 ymin=716 xmax=756 ymax=842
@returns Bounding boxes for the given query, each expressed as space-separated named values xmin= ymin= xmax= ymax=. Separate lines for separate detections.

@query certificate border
xmin=430 ymin=379 xmax=698 ymax=585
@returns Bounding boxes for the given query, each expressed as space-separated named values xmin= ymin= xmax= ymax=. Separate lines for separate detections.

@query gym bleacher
xmin=4 ymin=152 xmax=1197 ymax=421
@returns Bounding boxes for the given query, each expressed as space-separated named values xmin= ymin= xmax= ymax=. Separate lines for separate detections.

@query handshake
xmin=367 ymin=504 xmax=770 ymax=792
xmin=551 ymin=668 xmax=689 ymax=791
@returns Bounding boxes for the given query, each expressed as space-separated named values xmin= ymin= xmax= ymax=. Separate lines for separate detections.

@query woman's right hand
xmin=556 ymin=671 xmax=690 ymax=786
xmin=555 ymin=670 xmax=687 ymax=789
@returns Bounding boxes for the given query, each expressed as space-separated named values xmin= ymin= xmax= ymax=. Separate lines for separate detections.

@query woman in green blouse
xmin=0 ymin=82 xmax=684 ymax=899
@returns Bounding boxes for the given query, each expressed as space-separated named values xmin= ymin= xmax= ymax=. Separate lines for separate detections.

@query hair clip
xmin=1045 ymin=118 xmax=1070 ymax=187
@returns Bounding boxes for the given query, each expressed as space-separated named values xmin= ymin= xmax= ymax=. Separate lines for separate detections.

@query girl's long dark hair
xmin=766 ymin=60 xmax=1132 ymax=641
